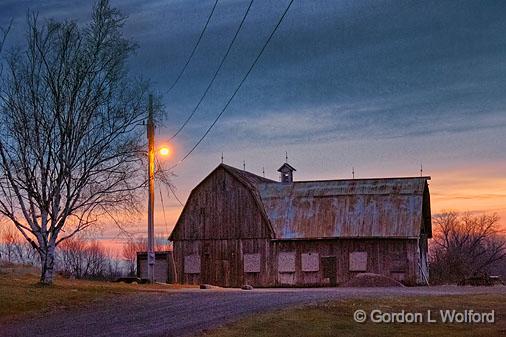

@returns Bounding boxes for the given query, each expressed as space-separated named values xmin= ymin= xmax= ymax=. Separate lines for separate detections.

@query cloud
xmin=3 ymin=0 xmax=506 ymax=236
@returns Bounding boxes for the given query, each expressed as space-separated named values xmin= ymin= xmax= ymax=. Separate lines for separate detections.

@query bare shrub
xmin=57 ymin=237 xmax=110 ymax=279
xmin=430 ymin=210 xmax=506 ymax=284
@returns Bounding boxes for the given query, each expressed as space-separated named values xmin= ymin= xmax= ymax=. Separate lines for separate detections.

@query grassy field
xmin=201 ymin=293 xmax=506 ymax=337
xmin=0 ymin=265 xmax=187 ymax=322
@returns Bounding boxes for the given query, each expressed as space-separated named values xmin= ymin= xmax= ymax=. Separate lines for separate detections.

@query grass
xmin=0 ymin=265 xmax=192 ymax=323
xmin=200 ymin=293 xmax=506 ymax=337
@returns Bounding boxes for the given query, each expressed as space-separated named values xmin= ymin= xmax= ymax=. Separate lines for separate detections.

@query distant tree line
xmin=57 ymin=237 xmax=123 ymax=280
xmin=0 ymin=225 xmax=168 ymax=280
xmin=0 ymin=225 xmax=38 ymax=265
xmin=430 ymin=211 xmax=506 ymax=284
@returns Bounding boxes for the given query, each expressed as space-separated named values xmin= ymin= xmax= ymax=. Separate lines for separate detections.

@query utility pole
xmin=147 ymin=94 xmax=155 ymax=283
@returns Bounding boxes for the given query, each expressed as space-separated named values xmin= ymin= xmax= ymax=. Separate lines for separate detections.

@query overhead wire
xmin=168 ymin=0 xmax=295 ymax=171
xmin=169 ymin=0 xmax=255 ymax=140
xmin=167 ymin=184 xmax=184 ymax=207
xmin=155 ymin=156 xmax=185 ymax=208
xmin=159 ymin=188 xmax=170 ymax=234
xmin=166 ymin=0 xmax=219 ymax=94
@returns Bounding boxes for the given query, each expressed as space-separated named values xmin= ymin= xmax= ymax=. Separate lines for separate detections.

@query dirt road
xmin=2 ymin=286 xmax=505 ymax=337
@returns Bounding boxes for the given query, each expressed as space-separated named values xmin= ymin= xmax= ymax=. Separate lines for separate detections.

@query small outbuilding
xmin=136 ymin=251 xmax=176 ymax=283
xmin=169 ymin=163 xmax=431 ymax=287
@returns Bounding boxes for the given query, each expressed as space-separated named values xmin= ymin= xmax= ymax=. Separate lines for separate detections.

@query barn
xmin=169 ymin=163 xmax=432 ymax=287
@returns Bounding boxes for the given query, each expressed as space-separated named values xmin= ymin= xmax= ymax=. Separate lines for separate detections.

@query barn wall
xmin=174 ymin=238 xmax=419 ymax=287
xmin=173 ymin=239 xmax=273 ymax=287
xmin=171 ymin=166 xmax=273 ymax=286
xmin=417 ymin=234 xmax=429 ymax=284
xmin=271 ymin=239 xmax=419 ymax=286
xmin=171 ymin=167 xmax=271 ymax=241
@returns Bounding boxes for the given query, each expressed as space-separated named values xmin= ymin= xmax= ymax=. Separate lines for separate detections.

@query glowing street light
xmin=159 ymin=146 xmax=171 ymax=157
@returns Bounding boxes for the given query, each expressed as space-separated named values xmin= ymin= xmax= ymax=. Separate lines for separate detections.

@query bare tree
xmin=0 ymin=19 xmax=12 ymax=72
xmin=430 ymin=210 xmax=506 ymax=283
xmin=58 ymin=237 xmax=110 ymax=279
xmin=0 ymin=225 xmax=38 ymax=264
xmin=122 ymin=237 xmax=145 ymax=276
xmin=58 ymin=237 xmax=88 ymax=278
xmin=0 ymin=1 xmax=152 ymax=284
xmin=105 ymin=248 xmax=123 ymax=279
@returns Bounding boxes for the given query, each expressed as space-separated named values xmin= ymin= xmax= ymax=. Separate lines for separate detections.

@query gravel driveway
xmin=2 ymin=286 xmax=505 ymax=337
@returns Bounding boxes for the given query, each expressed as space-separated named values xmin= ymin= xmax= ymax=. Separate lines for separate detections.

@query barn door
xmin=321 ymin=256 xmax=337 ymax=286
xmin=214 ymin=260 xmax=230 ymax=287
xmin=201 ymin=242 xmax=211 ymax=285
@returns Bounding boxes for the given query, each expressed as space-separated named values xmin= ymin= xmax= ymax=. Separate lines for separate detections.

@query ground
xmin=1 ymin=271 xmax=505 ymax=337
xmin=0 ymin=266 xmax=192 ymax=322
xmin=200 ymin=294 xmax=506 ymax=337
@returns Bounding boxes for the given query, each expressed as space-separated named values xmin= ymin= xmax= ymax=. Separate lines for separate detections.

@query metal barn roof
xmin=257 ymin=179 xmax=429 ymax=239
xmin=222 ymin=164 xmax=431 ymax=240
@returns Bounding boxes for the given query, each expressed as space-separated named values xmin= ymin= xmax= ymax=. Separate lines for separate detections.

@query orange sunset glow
xmin=116 ymin=161 xmax=506 ymax=248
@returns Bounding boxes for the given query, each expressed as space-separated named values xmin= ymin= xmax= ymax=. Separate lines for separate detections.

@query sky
xmin=1 ymin=0 xmax=505 ymax=246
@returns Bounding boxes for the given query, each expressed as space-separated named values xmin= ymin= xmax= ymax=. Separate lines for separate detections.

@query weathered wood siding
xmin=172 ymin=167 xmax=272 ymax=286
xmin=171 ymin=166 xmax=271 ymax=241
xmin=173 ymin=239 xmax=273 ymax=287
xmin=174 ymin=237 xmax=419 ymax=287
xmin=271 ymin=238 xmax=419 ymax=286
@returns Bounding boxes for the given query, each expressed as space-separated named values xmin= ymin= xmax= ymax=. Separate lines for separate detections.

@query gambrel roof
xmin=171 ymin=164 xmax=432 ymax=240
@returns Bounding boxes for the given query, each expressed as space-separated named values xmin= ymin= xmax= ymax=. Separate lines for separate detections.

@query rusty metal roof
xmin=256 ymin=178 xmax=430 ymax=239
xmin=180 ymin=164 xmax=431 ymax=240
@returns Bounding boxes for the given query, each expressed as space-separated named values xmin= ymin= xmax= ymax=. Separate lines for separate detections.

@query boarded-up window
xmin=278 ymin=252 xmax=296 ymax=273
xmin=244 ymin=253 xmax=261 ymax=273
xmin=301 ymin=253 xmax=319 ymax=272
xmin=349 ymin=252 xmax=367 ymax=272
xmin=184 ymin=254 xmax=201 ymax=274
xmin=278 ymin=272 xmax=295 ymax=285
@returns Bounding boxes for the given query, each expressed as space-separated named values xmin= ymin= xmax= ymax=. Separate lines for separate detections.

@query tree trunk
xmin=39 ymin=243 xmax=56 ymax=285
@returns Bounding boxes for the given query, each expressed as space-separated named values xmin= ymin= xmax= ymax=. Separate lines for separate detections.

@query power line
xmin=159 ymin=188 xmax=169 ymax=234
xmin=166 ymin=0 xmax=219 ymax=94
xmin=169 ymin=0 xmax=254 ymax=140
xmin=169 ymin=0 xmax=295 ymax=170
xmin=168 ymin=184 xmax=184 ymax=207
xmin=155 ymin=156 xmax=184 ymax=207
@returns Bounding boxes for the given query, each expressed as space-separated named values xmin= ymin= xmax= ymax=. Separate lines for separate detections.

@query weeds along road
xmin=2 ymin=286 xmax=505 ymax=337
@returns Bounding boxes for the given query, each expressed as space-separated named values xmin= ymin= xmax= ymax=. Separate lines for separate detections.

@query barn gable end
xmin=170 ymin=165 xmax=274 ymax=241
